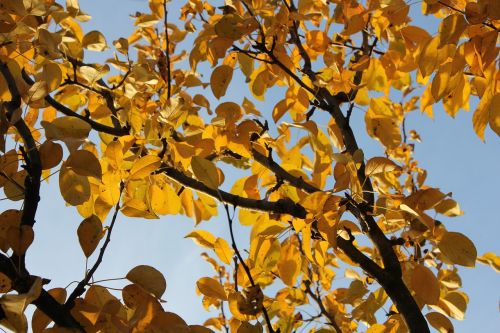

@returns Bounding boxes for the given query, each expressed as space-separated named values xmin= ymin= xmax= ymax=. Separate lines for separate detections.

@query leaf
xmin=149 ymin=184 xmax=181 ymax=215
xmin=210 ymin=65 xmax=233 ymax=99
xmin=438 ymin=232 xmax=477 ymax=267
xmin=418 ymin=36 xmax=440 ymax=78
xmin=425 ymin=312 xmax=454 ymax=333
xmin=214 ymin=237 xmax=234 ymax=265
xmin=42 ymin=116 xmax=91 ymax=140
xmin=31 ymin=288 xmax=66 ymax=333
xmin=365 ymin=157 xmax=401 ymax=176
xmin=185 ymin=230 xmax=216 ymax=248
xmin=66 ymin=149 xmax=102 ymax=180
xmin=196 ymin=277 xmax=227 ymax=300
xmin=0 ymin=272 xmax=11 ymax=293
xmin=277 ymin=240 xmax=301 ymax=287
xmin=129 ymin=155 xmax=161 ymax=180
xmin=191 ymin=156 xmax=220 ymax=189
xmin=8 ymin=225 xmax=34 ymax=255
xmin=477 ymin=252 xmax=500 ymax=272
xmin=0 ymin=277 xmax=42 ymax=333
xmin=39 ymin=141 xmax=63 ymax=170
xmin=411 ymin=264 xmax=440 ymax=305
xmin=77 ymin=215 xmax=103 ymax=257
xmin=82 ymin=30 xmax=108 ymax=51
xmin=126 ymin=265 xmax=167 ymax=299
xmin=488 ymin=93 xmax=500 ymax=136
xmin=59 ymin=162 xmax=90 ymax=206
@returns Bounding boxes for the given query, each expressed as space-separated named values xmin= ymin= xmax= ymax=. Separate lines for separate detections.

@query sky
xmin=1 ymin=0 xmax=499 ymax=332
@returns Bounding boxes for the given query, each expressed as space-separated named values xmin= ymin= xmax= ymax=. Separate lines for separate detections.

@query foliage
xmin=0 ymin=0 xmax=499 ymax=332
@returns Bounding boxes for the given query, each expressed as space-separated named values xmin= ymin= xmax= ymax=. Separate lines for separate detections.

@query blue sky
xmin=2 ymin=0 xmax=499 ymax=332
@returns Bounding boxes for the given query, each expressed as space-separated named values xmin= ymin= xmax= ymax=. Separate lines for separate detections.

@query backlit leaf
xmin=196 ymin=277 xmax=227 ymax=300
xmin=191 ymin=156 xmax=220 ymax=189
xmin=129 ymin=155 xmax=161 ymax=180
xmin=214 ymin=237 xmax=234 ymax=265
xmin=439 ymin=232 xmax=477 ymax=267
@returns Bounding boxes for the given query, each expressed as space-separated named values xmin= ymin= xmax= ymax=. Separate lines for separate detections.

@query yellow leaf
xmin=425 ymin=312 xmax=454 ymax=333
xmin=82 ymin=30 xmax=108 ymax=51
xmin=77 ymin=215 xmax=103 ymax=257
xmin=27 ymin=81 xmax=48 ymax=103
xmin=0 ymin=277 xmax=42 ymax=333
xmin=185 ymin=230 xmax=216 ymax=248
xmin=277 ymin=240 xmax=301 ymax=287
xmin=42 ymin=116 xmax=91 ymax=141
xmin=126 ymin=265 xmax=167 ymax=299
xmin=434 ymin=198 xmax=463 ymax=217
xmin=477 ymin=252 xmax=500 ymax=272
xmin=439 ymin=14 xmax=467 ymax=47
xmin=366 ymin=324 xmax=386 ymax=333
xmin=105 ymin=140 xmax=123 ymax=169
xmin=418 ymin=36 xmax=440 ymax=78
xmin=149 ymin=183 xmax=181 ymax=215
xmin=121 ymin=198 xmax=158 ymax=219
xmin=488 ymin=93 xmax=500 ymax=136
xmin=438 ymin=232 xmax=477 ymax=267
xmin=42 ymin=62 xmax=62 ymax=92
xmin=59 ymin=162 xmax=90 ymax=206
xmin=365 ymin=157 xmax=401 ymax=176
xmin=196 ymin=277 xmax=227 ymax=300
xmin=411 ymin=264 xmax=440 ymax=305
xmin=441 ymin=291 xmax=468 ymax=320
xmin=191 ymin=156 xmax=220 ymax=189
xmin=214 ymin=237 xmax=234 ymax=265
xmin=66 ymin=149 xmax=102 ymax=180
xmin=210 ymin=65 xmax=233 ymax=99
xmin=306 ymin=30 xmax=330 ymax=52
xmin=129 ymin=155 xmax=161 ymax=180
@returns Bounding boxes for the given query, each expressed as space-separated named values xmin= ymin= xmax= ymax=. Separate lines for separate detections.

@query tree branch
xmin=66 ymin=183 xmax=124 ymax=308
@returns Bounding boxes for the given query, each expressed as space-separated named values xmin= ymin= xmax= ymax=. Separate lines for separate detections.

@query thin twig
xmin=66 ymin=182 xmax=125 ymax=308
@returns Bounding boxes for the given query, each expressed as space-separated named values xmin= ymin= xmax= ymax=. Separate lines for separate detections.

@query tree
xmin=0 ymin=0 xmax=498 ymax=332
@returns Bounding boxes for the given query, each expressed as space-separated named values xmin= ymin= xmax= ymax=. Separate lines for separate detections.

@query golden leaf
xmin=185 ymin=230 xmax=216 ymax=248
xmin=129 ymin=155 xmax=161 ymax=180
xmin=438 ymin=232 xmax=477 ymax=267
xmin=59 ymin=162 xmax=90 ymax=206
xmin=196 ymin=277 xmax=227 ymax=300
xmin=411 ymin=264 xmax=440 ymax=305
xmin=191 ymin=156 xmax=220 ymax=189
xmin=277 ymin=240 xmax=301 ymax=287
xmin=213 ymin=237 xmax=234 ymax=265
xmin=82 ymin=30 xmax=108 ymax=51
xmin=425 ymin=312 xmax=454 ymax=333
xmin=365 ymin=157 xmax=401 ymax=176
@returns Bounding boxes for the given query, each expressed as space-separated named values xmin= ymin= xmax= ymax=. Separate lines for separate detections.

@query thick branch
xmin=161 ymin=165 xmax=307 ymax=218
xmin=0 ymin=254 xmax=84 ymax=331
